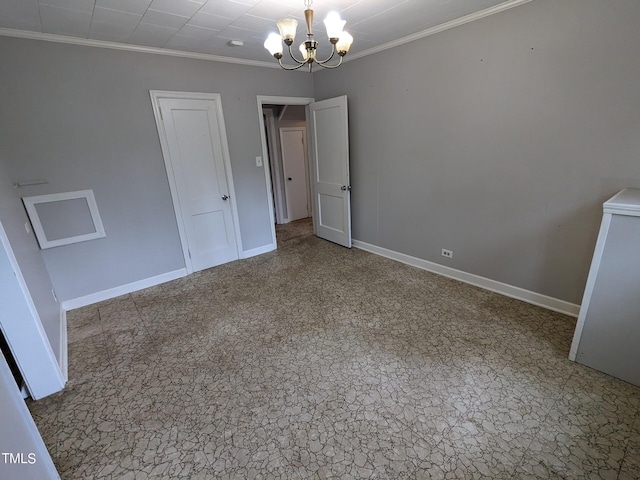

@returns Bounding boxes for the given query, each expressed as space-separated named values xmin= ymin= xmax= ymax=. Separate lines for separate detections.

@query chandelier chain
xmin=304 ymin=0 xmax=313 ymax=8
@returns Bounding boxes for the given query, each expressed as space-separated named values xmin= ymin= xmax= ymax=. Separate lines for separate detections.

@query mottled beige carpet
xmin=28 ymin=224 xmax=640 ymax=479
xmin=276 ymin=217 xmax=313 ymax=243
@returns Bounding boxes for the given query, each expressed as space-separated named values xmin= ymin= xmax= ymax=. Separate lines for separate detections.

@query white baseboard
xmin=61 ymin=268 xmax=188 ymax=311
xmin=352 ymin=240 xmax=580 ymax=318
xmin=240 ymin=243 xmax=275 ymax=259
xmin=59 ymin=307 xmax=68 ymax=383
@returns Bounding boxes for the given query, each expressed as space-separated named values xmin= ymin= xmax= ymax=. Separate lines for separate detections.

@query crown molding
xmin=345 ymin=0 xmax=534 ymax=63
xmin=0 ymin=0 xmax=533 ymax=69
xmin=0 ymin=28 xmax=282 ymax=70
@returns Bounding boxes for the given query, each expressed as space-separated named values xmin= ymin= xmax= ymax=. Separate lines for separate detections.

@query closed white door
xmin=309 ymin=96 xmax=351 ymax=248
xmin=152 ymin=93 xmax=238 ymax=272
xmin=280 ymin=127 xmax=310 ymax=222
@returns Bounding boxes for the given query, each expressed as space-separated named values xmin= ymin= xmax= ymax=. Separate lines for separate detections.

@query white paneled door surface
xmin=309 ymin=96 xmax=351 ymax=248
xmin=151 ymin=92 xmax=239 ymax=273
xmin=280 ymin=127 xmax=310 ymax=222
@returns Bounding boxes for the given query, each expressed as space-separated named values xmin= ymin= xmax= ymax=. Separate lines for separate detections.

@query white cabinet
xmin=569 ymin=189 xmax=640 ymax=386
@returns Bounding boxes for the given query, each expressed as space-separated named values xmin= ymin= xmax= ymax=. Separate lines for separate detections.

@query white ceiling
xmin=0 ymin=0 xmax=526 ymax=66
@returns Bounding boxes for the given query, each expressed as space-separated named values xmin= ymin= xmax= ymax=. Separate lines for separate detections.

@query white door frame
xmin=256 ymin=95 xmax=315 ymax=248
xmin=150 ymin=90 xmax=242 ymax=274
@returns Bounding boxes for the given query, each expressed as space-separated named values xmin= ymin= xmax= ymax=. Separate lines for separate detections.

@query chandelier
xmin=264 ymin=0 xmax=354 ymax=72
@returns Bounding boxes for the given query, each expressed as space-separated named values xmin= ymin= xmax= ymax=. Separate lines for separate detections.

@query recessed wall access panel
xmin=22 ymin=190 xmax=106 ymax=249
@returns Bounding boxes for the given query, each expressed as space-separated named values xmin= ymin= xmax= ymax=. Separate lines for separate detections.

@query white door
xmin=309 ymin=96 xmax=351 ymax=248
xmin=280 ymin=127 xmax=310 ymax=222
xmin=0 ymin=222 xmax=64 ymax=400
xmin=151 ymin=92 xmax=239 ymax=272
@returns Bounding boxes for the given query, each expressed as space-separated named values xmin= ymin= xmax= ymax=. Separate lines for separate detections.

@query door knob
xmin=287 ymin=177 xmax=292 ymax=181
xmin=222 ymin=195 xmax=229 ymax=200
xmin=341 ymin=185 xmax=348 ymax=191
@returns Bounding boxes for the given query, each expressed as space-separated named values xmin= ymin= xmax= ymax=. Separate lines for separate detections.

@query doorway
xmin=262 ymin=105 xmax=312 ymax=228
xmin=257 ymin=96 xmax=315 ymax=247
xmin=257 ymin=95 xmax=351 ymax=249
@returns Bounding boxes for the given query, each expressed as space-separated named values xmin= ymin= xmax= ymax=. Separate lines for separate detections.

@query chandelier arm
xmin=277 ymin=57 xmax=309 ymax=70
xmin=286 ymin=43 xmax=309 ymax=65
xmin=266 ymin=0 xmax=349 ymax=71
xmin=315 ymin=55 xmax=344 ymax=69
xmin=315 ymin=43 xmax=337 ymax=65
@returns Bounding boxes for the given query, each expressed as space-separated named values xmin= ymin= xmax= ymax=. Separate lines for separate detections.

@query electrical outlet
xmin=441 ymin=249 xmax=453 ymax=259
xmin=255 ymin=156 xmax=263 ymax=167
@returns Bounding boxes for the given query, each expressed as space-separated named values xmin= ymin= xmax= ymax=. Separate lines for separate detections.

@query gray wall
xmin=2 ymin=0 xmax=639 ymax=307
xmin=313 ymin=0 xmax=640 ymax=304
xmin=278 ymin=105 xmax=306 ymax=123
xmin=0 ymin=38 xmax=313 ymax=302
xmin=0 ymin=160 xmax=60 ymax=362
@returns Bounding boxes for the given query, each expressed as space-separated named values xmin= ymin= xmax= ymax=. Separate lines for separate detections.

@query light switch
xmin=255 ymin=156 xmax=263 ymax=167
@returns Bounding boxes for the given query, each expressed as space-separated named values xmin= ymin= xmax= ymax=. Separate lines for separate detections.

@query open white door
xmin=151 ymin=92 xmax=239 ymax=273
xmin=0 ymin=222 xmax=64 ymax=400
xmin=308 ymin=96 xmax=351 ymax=248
